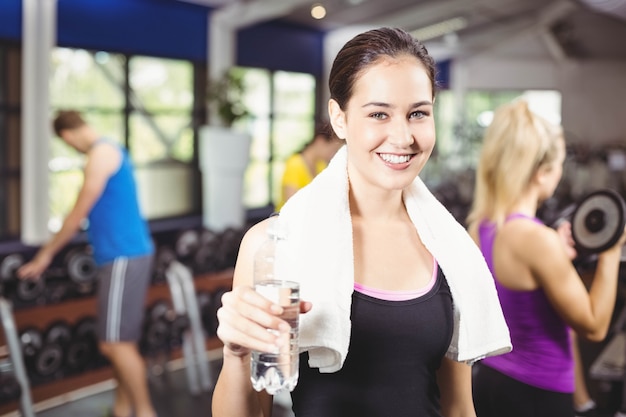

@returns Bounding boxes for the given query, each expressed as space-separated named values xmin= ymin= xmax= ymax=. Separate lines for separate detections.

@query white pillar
xmin=21 ymin=0 xmax=57 ymax=245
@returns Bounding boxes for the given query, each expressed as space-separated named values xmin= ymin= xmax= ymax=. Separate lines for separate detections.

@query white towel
xmin=278 ymin=146 xmax=511 ymax=373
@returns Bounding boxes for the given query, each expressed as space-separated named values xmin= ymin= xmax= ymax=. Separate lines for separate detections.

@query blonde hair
xmin=467 ymin=99 xmax=563 ymax=228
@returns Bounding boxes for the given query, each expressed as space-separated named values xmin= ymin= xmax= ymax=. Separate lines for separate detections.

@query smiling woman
xmin=211 ymin=27 xmax=510 ymax=417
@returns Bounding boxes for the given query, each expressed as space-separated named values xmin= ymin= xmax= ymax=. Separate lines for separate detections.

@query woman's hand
xmin=556 ymin=220 xmax=577 ymax=261
xmin=216 ymin=285 xmax=312 ymax=357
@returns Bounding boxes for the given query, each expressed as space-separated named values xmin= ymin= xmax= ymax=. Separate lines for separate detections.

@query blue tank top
xmin=478 ymin=214 xmax=574 ymax=393
xmin=291 ymin=268 xmax=453 ymax=416
xmin=87 ymin=140 xmax=153 ymax=265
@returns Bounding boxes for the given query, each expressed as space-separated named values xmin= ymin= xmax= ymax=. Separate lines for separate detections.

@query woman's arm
xmin=437 ymin=357 xmax=476 ymax=417
xmin=508 ymin=222 xmax=626 ymax=342
xmin=212 ymin=219 xmax=277 ymax=417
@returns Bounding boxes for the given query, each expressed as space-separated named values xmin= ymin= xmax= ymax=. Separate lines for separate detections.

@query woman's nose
xmin=387 ymin=120 xmax=414 ymax=147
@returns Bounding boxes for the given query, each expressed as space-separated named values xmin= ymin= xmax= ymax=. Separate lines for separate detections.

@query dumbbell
xmin=65 ymin=316 xmax=99 ymax=373
xmin=196 ymin=290 xmax=215 ymax=337
xmin=0 ymin=254 xmax=46 ymax=306
xmin=174 ymin=229 xmax=200 ymax=264
xmin=64 ymin=246 xmax=98 ymax=294
xmin=141 ymin=300 xmax=172 ymax=354
xmin=0 ymin=254 xmax=23 ymax=286
xmin=571 ymin=189 xmax=626 ymax=255
xmin=193 ymin=228 xmax=222 ymax=273
xmin=30 ymin=320 xmax=71 ymax=381
xmin=219 ymin=227 xmax=245 ymax=269
xmin=18 ymin=327 xmax=43 ymax=375
xmin=152 ymin=245 xmax=176 ymax=284
xmin=0 ymin=359 xmax=21 ymax=404
xmin=169 ymin=313 xmax=191 ymax=348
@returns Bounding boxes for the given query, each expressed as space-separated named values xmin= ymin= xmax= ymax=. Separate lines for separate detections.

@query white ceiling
xmin=177 ymin=0 xmax=626 ymax=60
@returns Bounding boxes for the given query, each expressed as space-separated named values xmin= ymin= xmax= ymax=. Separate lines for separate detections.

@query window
xmin=49 ymin=48 xmax=202 ymax=232
xmin=424 ymin=89 xmax=562 ymax=184
xmin=237 ymin=68 xmax=317 ymax=210
xmin=422 ymin=89 xmax=562 ymax=224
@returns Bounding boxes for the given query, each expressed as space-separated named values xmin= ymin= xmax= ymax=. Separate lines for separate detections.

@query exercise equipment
xmin=193 ymin=228 xmax=222 ymax=273
xmin=0 ymin=360 xmax=22 ymax=404
xmin=153 ymin=245 xmax=176 ymax=284
xmin=174 ymin=229 xmax=200 ymax=263
xmin=141 ymin=299 xmax=172 ymax=354
xmin=0 ymin=254 xmax=23 ymax=284
xmin=165 ymin=260 xmax=212 ymax=395
xmin=64 ymin=246 xmax=98 ymax=292
xmin=0 ymin=297 xmax=35 ymax=416
xmin=571 ymin=189 xmax=626 ymax=254
xmin=195 ymin=290 xmax=215 ymax=337
xmin=65 ymin=316 xmax=99 ymax=373
xmin=30 ymin=320 xmax=71 ymax=381
xmin=0 ymin=254 xmax=46 ymax=307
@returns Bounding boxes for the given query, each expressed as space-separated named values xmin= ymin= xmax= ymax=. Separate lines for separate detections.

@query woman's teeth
xmin=379 ymin=153 xmax=411 ymax=164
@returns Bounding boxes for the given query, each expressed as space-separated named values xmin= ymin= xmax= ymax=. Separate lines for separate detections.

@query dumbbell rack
xmin=0 ymin=268 xmax=233 ymax=416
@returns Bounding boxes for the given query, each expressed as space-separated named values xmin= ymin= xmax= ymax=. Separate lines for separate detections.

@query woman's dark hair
xmin=328 ymin=27 xmax=438 ymax=110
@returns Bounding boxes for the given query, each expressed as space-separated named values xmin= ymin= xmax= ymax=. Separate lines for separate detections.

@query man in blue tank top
xmin=18 ymin=110 xmax=157 ymax=417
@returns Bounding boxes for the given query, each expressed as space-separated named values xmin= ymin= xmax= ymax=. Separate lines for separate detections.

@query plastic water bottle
xmin=250 ymin=215 xmax=300 ymax=395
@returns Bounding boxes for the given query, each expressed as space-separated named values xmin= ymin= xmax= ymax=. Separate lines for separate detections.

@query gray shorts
xmin=96 ymin=255 xmax=154 ymax=343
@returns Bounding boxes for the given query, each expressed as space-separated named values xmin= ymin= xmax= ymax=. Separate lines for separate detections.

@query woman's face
xmin=329 ymin=55 xmax=435 ymax=194
xmin=538 ymin=136 xmax=566 ymax=202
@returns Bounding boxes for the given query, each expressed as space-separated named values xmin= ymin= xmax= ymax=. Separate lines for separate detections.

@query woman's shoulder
xmin=500 ymin=217 xmax=564 ymax=260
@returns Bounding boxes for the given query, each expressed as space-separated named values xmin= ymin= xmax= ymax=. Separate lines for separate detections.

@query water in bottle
xmin=250 ymin=215 xmax=300 ymax=394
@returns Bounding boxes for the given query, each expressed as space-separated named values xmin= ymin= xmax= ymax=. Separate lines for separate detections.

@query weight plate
xmin=16 ymin=278 xmax=45 ymax=302
xmin=34 ymin=342 xmax=63 ymax=377
xmin=66 ymin=250 xmax=98 ymax=285
xmin=0 ymin=254 xmax=23 ymax=281
xmin=175 ymin=229 xmax=200 ymax=259
xmin=571 ymin=189 xmax=626 ymax=254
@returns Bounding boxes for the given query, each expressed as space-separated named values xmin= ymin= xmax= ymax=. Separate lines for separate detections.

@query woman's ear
xmin=533 ymin=164 xmax=550 ymax=186
xmin=328 ymin=99 xmax=347 ymax=140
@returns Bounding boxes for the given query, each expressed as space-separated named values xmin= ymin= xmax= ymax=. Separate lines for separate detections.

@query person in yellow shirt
xmin=276 ymin=122 xmax=343 ymax=211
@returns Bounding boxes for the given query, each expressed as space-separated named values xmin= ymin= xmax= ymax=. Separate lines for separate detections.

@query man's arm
xmin=18 ymin=143 xmax=121 ymax=278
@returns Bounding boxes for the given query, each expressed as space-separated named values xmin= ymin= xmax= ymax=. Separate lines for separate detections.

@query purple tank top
xmin=478 ymin=213 xmax=574 ymax=393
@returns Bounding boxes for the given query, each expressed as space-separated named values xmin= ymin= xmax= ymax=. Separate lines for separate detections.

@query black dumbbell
xmin=196 ymin=290 xmax=214 ymax=337
xmin=571 ymin=189 xmax=626 ymax=255
xmin=194 ymin=229 xmax=222 ymax=274
xmin=19 ymin=327 xmax=43 ymax=374
xmin=141 ymin=300 xmax=172 ymax=354
xmin=29 ymin=320 xmax=72 ymax=381
xmin=0 ymin=359 xmax=22 ymax=404
xmin=174 ymin=229 xmax=200 ymax=264
xmin=153 ymin=245 xmax=176 ymax=284
xmin=65 ymin=316 xmax=99 ymax=373
xmin=169 ymin=313 xmax=191 ymax=347
xmin=64 ymin=246 xmax=98 ymax=293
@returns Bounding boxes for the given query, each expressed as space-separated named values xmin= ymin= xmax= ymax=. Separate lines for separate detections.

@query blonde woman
xmin=468 ymin=100 xmax=626 ymax=417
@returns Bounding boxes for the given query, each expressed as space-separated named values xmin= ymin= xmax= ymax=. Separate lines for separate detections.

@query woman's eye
xmin=369 ymin=112 xmax=387 ymax=120
xmin=409 ymin=110 xmax=428 ymax=119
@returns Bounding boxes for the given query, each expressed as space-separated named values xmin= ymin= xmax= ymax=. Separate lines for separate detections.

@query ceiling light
xmin=311 ymin=3 xmax=327 ymax=20
xmin=411 ymin=17 xmax=468 ymax=41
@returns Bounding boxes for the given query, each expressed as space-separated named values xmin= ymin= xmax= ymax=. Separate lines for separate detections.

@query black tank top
xmin=291 ymin=268 xmax=453 ymax=417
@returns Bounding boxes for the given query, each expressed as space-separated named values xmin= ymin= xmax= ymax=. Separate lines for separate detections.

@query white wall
xmin=451 ymin=28 xmax=626 ymax=145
